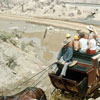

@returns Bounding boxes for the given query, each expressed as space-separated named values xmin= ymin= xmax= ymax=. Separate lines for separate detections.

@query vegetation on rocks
xmin=21 ymin=41 xmax=26 ymax=50
xmin=6 ymin=55 xmax=17 ymax=69
xmin=0 ymin=31 xmax=11 ymax=42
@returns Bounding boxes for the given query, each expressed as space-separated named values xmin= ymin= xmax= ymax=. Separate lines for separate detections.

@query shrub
xmin=21 ymin=41 xmax=26 ymax=50
xmin=9 ymin=39 xmax=17 ymax=46
xmin=0 ymin=34 xmax=10 ymax=42
xmin=6 ymin=56 xmax=17 ymax=69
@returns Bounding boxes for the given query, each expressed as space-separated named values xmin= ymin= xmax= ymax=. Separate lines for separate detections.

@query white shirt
xmin=79 ymin=38 xmax=88 ymax=51
xmin=89 ymin=39 xmax=96 ymax=50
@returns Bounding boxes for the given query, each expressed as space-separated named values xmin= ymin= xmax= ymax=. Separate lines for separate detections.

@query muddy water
xmin=22 ymin=28 xmax=77 ymax=62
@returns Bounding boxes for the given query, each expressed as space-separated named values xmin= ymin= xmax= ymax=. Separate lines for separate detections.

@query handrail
xmin=92 ymin=54 xmax=100 ymax=60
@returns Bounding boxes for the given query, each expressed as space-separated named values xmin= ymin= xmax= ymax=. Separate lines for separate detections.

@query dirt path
xmin=1 ymin=13 xmax=100 ymax=33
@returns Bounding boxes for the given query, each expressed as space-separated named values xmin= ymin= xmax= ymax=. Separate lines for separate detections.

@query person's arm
xmin=88 ymin=40 xmax=90 ymax=49
xmin=57 ymin=48 xmax=63 ymax=60
xmin=64 ymin=48 xmax=73 ymax=62
xmin=93 ymin=27 xmax=98 ymax=36
xmin=79 ymin=41 xmax=81 ymax=49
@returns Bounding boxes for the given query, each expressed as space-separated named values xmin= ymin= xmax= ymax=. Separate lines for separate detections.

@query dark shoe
xmin=62 ymin=75 xmax=66 ymax=78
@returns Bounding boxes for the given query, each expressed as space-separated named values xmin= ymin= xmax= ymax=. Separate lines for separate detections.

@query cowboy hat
xmin=87 ymin=25 xmax=94 ymax=31
xmin=62 ymin=39 xmax=71 ymax=46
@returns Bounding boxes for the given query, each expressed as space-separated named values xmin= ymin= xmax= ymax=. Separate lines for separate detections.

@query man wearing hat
xmin=73 ymin=35 xmax=80 ymax=51
xmin=52 ymin=39 xmax=73 ymax=77
xmin=87 ymin=25 xmax=100 ymax=51
xmin=66 ymin=33 xmax=73 ymax=47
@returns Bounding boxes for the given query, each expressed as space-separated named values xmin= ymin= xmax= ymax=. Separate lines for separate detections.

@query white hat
xmin=87 ymin=25 xmax=94 ymax=31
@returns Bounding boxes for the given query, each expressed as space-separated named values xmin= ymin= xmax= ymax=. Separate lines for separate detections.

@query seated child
xmin=73 ymin=35 xmax=80 ymax=51
xmin=87 ymin=34 xmax=96 ymax=54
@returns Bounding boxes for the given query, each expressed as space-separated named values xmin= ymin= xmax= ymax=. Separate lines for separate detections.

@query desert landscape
xmin=0 ymin=0 xmax=100 ymax=100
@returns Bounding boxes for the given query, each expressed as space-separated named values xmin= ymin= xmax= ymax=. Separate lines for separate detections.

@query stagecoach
xmin=49 ymin=51 xmax=100 ymax=99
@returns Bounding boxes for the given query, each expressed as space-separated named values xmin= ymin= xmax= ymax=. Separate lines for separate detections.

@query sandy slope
xmin=0 ymin=31 xmax=46 ymax=95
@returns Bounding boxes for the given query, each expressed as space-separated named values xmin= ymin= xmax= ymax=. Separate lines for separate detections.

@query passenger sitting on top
xmin=73 ymin=35 xmax=80 ymax=51
xmin=87 ymin=25 xmax=98 ymax=36
xmin=52 ymin=39 xmax=73 ymax=77
xmin=66 ymin=33 xmax=71 ymax=40
xmin=79 ymin=33 xmax=88 ymax=53
xmin=87 ymin=25 xmax=100 ymax=52
xmin=66 ymin=33 xmax=73 ymax=47
xmin=87 ymin=34 xmax=96 ymax=55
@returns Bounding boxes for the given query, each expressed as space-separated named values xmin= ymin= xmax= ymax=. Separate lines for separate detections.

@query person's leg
xmin=60 ymin=62 xmax=72 ymax=76
xmin=52 ymin=60 xmax=62 ymax=73
xmin=52 ymin=63 xmax=58 ymax=73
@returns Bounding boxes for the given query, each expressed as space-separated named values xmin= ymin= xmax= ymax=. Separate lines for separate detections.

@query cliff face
xmin=0 ymin=30 xmax=44 ymax=95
